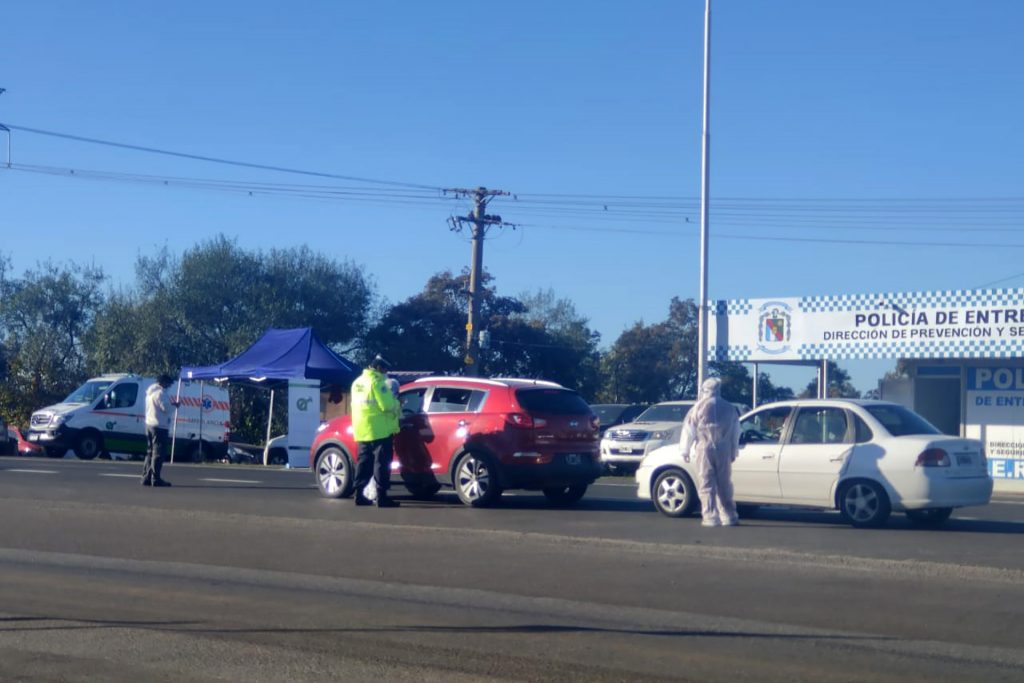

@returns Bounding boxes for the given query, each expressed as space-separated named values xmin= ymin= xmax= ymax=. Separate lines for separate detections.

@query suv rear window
xmin=515 ymin=388 xmax=591 ymax=415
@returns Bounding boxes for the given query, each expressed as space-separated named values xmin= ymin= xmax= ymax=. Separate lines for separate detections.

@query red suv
xmin=310 ymin=376 xmax=601 ymax=507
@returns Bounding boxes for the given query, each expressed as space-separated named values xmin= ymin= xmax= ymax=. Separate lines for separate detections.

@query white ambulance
xmin=27 ymin=374 xmax=230 ymax=461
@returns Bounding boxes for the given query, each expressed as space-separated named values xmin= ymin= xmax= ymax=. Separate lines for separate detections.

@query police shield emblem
xmin=756 ymin=301 xmax=793 ymax=355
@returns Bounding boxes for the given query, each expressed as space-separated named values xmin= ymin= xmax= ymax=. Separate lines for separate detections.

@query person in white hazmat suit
xmin=679 ymin=378 xmax=740 ymax=527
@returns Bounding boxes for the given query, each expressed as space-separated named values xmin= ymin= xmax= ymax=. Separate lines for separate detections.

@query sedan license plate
xmin=956 ymin=454 xmax=973 ymax=466
xmin=565 ymin=453 xmax=582 ymax=466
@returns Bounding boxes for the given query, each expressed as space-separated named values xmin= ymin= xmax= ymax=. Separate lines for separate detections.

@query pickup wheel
xmin=74 ymin=432 xmax=103 ymax=461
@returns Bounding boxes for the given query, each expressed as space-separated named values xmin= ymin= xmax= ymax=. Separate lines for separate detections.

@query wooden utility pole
xmin=447 ymin=186 xmax=509 ymax=376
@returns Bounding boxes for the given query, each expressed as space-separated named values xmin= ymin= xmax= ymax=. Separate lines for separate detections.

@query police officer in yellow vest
xmin=351 ymin=355 xmax=401 ymax=508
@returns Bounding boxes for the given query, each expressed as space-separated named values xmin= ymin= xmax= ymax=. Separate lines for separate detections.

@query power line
xmin=2 ymin=123 xmax=443 ymax=191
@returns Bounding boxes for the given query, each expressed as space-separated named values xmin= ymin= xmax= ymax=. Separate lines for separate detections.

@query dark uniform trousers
xmin=143 ymin=426 xmax=168 ymax=483
xmin=352 ymin=436 xmax=394 ymax=493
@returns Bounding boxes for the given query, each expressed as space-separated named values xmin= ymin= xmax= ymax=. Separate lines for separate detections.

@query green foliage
xmin=710 ymin=361 xmax=795 ymax=408
xmin=800 ymin=361 xmax=861 ymax=399
xmin=487 ymin=288 xmax=602 ymax=397
xmin=363 ymin=272 xmax=603 ymax=396
xmin=84 ymin=235 xmax=373 ymax=443
xmin=599 ymin=297 xmax=699 ymax=403
xmin=0 ymin=259 xmax=107 ymax=425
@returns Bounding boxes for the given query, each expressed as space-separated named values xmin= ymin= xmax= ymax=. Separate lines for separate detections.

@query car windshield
xmin=62 ymin=380 xmax=115 ymax=404
xmin=636 ymin=403 xmax=691 ymax=422
xmin=515 ymin=388 xmax=591 ymax=415
xmin=865 ymin=405 xmax=942 ymax=436
xmin=592 ymin=405 xmax=628 ymax=424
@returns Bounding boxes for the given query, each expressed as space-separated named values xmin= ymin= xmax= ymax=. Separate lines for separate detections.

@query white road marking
xmin=101 ymin=473 xmax=142 ymax=479
xmin=201 ymin=478 xmax=261 ymax=484
xmin=6 ymin=469 xmax=58 ymax=474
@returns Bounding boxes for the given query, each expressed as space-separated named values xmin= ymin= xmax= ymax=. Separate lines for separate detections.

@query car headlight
xmin=51 ymin=414 xmax=67 ymax=427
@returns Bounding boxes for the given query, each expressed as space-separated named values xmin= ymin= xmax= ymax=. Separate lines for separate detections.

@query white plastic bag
xmin=363 ymin=478 xmax=378 ymax=502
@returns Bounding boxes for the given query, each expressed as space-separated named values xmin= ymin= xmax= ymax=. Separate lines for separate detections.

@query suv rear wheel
xmin=454 ymin=451 xmax=502 ymax=507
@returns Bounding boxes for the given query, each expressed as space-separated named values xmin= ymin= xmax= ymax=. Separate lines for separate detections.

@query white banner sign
xmin=964 ymin=367 xmax=1024 ymax=481
xmin=710 ymin=288 xmax=1024 ymax=362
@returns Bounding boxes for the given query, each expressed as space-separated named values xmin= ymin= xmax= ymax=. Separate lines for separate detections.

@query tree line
xmin=0 ymin=235 xmax=857 ymax=442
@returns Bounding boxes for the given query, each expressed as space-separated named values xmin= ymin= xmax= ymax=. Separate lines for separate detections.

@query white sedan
xmin=635 ymin=399 xmax=993 ymax=528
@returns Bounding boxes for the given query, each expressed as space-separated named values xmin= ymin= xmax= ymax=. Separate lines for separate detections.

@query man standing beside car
xmin=142 ymin=374 xmax=178 ymax=487
xmin=680 ymin=378 xmax=740 ymax=527
xmin=350 ymin=355 xmax=401 ymax=508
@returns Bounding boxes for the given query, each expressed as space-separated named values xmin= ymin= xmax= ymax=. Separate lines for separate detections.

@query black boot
xmin=376 ymin=493 xmax=400 ymax=508
xmin=353 ymin=491 xmax=373 ymax=506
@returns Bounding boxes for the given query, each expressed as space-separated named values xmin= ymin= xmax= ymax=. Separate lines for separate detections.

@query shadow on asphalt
xmin=730 ymin=507 xmax=1024 ymax=534
xmin=0 ymin=615 xmax=893 ymax=642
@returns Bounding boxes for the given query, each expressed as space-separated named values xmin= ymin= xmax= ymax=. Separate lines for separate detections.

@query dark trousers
xmin=143 ymin=426 xmax=168 ymax=482
xmin=353 ymin=436 xmax=394 ymax=493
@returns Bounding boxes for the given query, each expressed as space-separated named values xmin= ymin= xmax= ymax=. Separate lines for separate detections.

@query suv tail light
xmin=505 ymin=413 xmax=547 ymax=428
xmin=915 ymin=448 xmax=950 ymax=467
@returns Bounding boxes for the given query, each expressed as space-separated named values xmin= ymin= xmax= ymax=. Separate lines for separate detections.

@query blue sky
xmin=2 ymin=0 xmax=1022 ymax=395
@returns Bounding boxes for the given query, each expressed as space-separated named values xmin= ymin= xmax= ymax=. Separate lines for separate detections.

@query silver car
xmin=600 ymin=401 xmax=695 ymax=473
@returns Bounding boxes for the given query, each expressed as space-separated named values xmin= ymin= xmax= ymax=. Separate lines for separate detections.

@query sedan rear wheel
xmin=839 ymin=481 xmax=891 ymax=528
xmin=315 ymin=447 xmax=353 ymax=499
xmin=652 ymin=468 xmax=698 ymax=518
xmin=905 ymin=507 xmax=953 ymax=525
xmin=454 ymin=451 xmax=501 ymax=507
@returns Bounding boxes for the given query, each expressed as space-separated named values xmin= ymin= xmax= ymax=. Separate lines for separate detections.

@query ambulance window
xmin=113 ymin=383 xmax=139 ymax=408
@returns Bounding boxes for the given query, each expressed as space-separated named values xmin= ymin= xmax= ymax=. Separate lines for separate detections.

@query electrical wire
xmin=2 ymin=123 xmax=443 ymax=191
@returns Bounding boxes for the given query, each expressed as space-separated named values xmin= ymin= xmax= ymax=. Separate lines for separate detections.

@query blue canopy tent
xmin=180 ymin=327 xmax=359 ymax=386
xmin=179 ymin=328 xmax=360 ymax=467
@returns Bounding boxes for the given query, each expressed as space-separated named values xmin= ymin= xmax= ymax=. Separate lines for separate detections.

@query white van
xmin=27 ymin=374 xmax=230 ymax=462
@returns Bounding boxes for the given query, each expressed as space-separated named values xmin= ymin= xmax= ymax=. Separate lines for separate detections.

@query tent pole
xmin=198 ymin=380 xmax=205 ymax=461
xmin=170 ymin=378 xmax=183 ymax=464
xmin=264 ymin=388 xmax=275 ymax=466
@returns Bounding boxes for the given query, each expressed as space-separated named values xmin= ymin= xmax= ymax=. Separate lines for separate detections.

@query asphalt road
xmin=1 ymin=456 xmax=1023 ymax=682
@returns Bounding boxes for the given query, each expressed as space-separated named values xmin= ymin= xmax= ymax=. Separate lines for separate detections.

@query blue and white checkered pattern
xmin=710 ymin=344 xmax=753 ymax=361
xmin=798 ymin=287 xmax=1024 ymax=313
xmin=795 ymin=337 xmax=1024 ymax=360
xmin=713 ymin=299 xmax=752 ymax=316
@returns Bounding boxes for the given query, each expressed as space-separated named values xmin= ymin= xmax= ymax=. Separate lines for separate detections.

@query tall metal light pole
xmin=696 ymin=0 xmax=712 ymax=390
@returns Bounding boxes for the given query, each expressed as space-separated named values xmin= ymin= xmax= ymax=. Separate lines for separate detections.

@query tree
xmin=85 ymin=236 xmax=374 ymax=443
xmin=800 ymin=361 xmax=861 ymax=399
xmin=363 ymin=273 xmax=603 ymax=395
xmin=360 ymin=270 xmax=471 ymax=374
xmin=87 ymin=236 xmax=373 ymax=373
xmin=710 ymin=361 xmax=794 ymax=408
xmin=599 ymin=297 xmax=699 ymax=403
xmin=0 ymin=258 xmax=107 ymax=425
xmin=487 ymin=289 xmax=602 ymax=397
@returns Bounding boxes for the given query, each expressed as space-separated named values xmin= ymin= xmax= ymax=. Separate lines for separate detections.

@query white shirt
xmin=145 ymin=383 xmax=172 ymax=429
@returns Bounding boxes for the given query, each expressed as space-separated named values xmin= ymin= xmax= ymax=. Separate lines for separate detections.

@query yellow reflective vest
xmin=350 ymin=367 xmax=399 ymax=442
